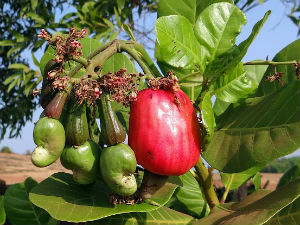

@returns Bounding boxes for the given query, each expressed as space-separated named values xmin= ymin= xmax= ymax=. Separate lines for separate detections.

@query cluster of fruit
xmin=32 ymin=53 xmax=202 ymax=201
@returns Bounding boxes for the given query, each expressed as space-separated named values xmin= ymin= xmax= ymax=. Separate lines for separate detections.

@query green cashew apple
xmin=65 ymin=101 xmax=89 ymax=146
xmin=100 ymin=143 xmax=137 ymax=196
xmin=60 ymin=140 xmax=100 ymax=185
xmin=32 ymin=117 xmax=65 ymax=167
xmin=98 ymin=94 xmax=126 ymax=146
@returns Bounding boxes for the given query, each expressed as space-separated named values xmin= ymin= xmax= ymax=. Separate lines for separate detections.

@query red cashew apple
xmin=129 ymin=88 xmax=201 ymax=176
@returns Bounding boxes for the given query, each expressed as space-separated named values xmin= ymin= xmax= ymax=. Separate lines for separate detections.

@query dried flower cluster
xmin=99 ymin=68 xmax=144 ymax=107
xmin=73 ymin=78 xmax=101 ymax=105
xmin=149 ymin=70 xmax=179 ymax=91
xmin=267 ymin=66 xmax=285 ymax=85
xmin=38 ymin=28 xmax=88 ymax=80
xmin=52 ymin=76 xmax=71 ymax=91
xmin=108 ymin=192 xmax=143 ymax=206
xmin=293 ymin=62 xmax=300 ymax=79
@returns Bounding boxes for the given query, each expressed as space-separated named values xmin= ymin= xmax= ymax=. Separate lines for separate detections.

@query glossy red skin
xmin=128 ymin=88 xmax=201 ymax=176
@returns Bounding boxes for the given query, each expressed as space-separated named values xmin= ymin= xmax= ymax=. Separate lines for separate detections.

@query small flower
xmin=71 ymin=40 xmax=82 ymax=48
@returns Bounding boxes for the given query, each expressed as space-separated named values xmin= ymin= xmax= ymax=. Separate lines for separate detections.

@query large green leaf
xmin=243 ymin=64 xmax=268 ymax=87
xmin=172 ymin=171 xmax=209 ymax=218
xmin=203 ymin=81 xmax=300 ymax=173
xmin=213 ymin=98 xmax=231 ymax=117
xmin=157 ymin=0 xmax=233 ymax=26
xmin=193 ymin=177 xmax=300 ymax=225
xmin=155 ymin=15 xmax=205 ymax=72
xmin=0 ymin=196 xmax=5 ymax=225
xmin=194 ymin=2 xmax=246 ymax=77
xmin=256 ymin=39 xmax=300 ymax=97
xmin=213 ymin=63 xmax=258 ymax=103
xmin=264 ymin=165 xmax=300 ymax=225
xmin=4 ymin=177 xmax=56 ymax=225
xmin=88 ymin=206 xmax=194 ymax=225
xmin=221 ymin=165 xmax=264 ymax=190
xmin=206 ymin=11 xmax=270 ymax=77
xmin=29 ymin=172 xmax=181 ymax=222
xmin=158 ymin=0 xmax=197 ymax=25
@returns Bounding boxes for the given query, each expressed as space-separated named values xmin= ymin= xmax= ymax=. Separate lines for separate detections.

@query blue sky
xmin=1 ymin=1 xmax=299 ymax=158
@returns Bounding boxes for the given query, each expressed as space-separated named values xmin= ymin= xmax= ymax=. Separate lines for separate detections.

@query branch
xmin=194 ymin=158 xmax=220 ymax=209
xmin=220 ymin=175 xmax=233 ymax=203
xmin=244 ymin=60 xmax=297 ymax=66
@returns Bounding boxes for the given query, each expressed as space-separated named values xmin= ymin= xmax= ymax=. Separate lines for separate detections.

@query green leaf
xmin=155 ymin=15 xmax=204 ymax=72
xmin=7 ymin=78 xmax=18 ymax=92
xmin=256 ymin=39 xmax=300 ymax=97
xmin=213 ymin=63 xmax=258 ymax=103
xmin=213 ymin=98 xmax=231 ymax=116
xmin=203 ymin=81 xmax=300 ymax=173
xmin=32 ymin=52 xmax=40 ymax=67
xmin=0 ymin=196 xmax=5 ymax=225
xmin=173 ymin=171 xmax=209 ymax=218
xmin=158 ymin=0 xmax=233 ymax=25
xmin=200 ymin=91 xmax=215 ymax=142
xmin=264 ymin=166 xmax=300 ymax=225
xmin=29 ymin=172 xmax=181 ymax=222
xmin=158 ymin=0 xmax=196 ymax=25
xmin=88 ymin=206 xmax=194 ymax=225
xmin=4 ymin=177 xmax=56 ymax=225
xmin=26 ymin=12 xmax=46 ymax=25
xmin=277 ymin=165 xmax=300 ymax=189
xmin=122 ymin=24 xmax=136 ymax=41
xmin=101 ymin=53 xmax=137 ymax=75
xmin=196 ymin=0 xmax=234 ymax=16
xmin=221 ymin=165 xmax=264 ymax=190
xmin=252 ymin=172 xmax=261 ymax=190
xmin=194 ymin=2 xmax=246 ymax=77
xmin=0 ymin=40 xmax=16 ymax=46
xmin=194 ymin=177 xmax=300 ymax=225
xmin=207 ymin=11 xmax=270 ymax=77
xmin=31 ymin=0 xmax=38 ymax=10
xmin=7 ymin=46 xmax=22 ymax=57
xmin=243 ymin=64 xmax=268 ymax=87
xmin=8 ymin=63 xmax=30 ymax=72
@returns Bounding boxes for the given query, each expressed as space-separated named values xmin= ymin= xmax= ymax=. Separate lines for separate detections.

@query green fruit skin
xmin=60 ymin=140 xmax=100 ymax=185
xmin=87 ymin=106 xmax=101 ymax=144
xmin=65 ymin=101 xmax=89 ymax=146
xmin=98 ymin=94 xmax=126 ymax=146
xmin=32 ymin=117 xmax=65 ymax=167
xmin=100 ymin=143 xmax=137 ymax=196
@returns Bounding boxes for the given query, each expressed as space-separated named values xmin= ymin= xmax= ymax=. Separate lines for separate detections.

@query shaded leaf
xmin=213 ymin=98 xmax=231 ymax=117
xmin=29 ymin=172 xmax=181 ymax=222
xmin=256 ymin=39 xmax=300 ymax=97
xmin=194 ymin=177 xmax=300 ymax=225
xmin=200 ymin=91 xmax=215 ymax=142
xmin=221 ymin=165 xmax=264 ymax=190
xmin=88 ymin=206 xmax=194 ymax=225
xmin=0 ymin=40 xmax=16 ymax=46
xmin=4 ymin=177 xmax=56 ymax=225
xmin=203 ymin=81 xmax=300 ymax=173
xmin=155 ymin=15 xmax=205 ymax=72
xmin=277 ymin=165 xmax=300 ymax=189
xmin=252 ymin=172 xmax=261 ymax=190
xmin=173 ymin=171 xmax=209 ymax=218
xmin=264 ymin=165 xmax=300 ymax=225
xmin=194 ymin=2 xmax=246 ymax=77
xmin=0 ymin=196 xmax=5 ymax=225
